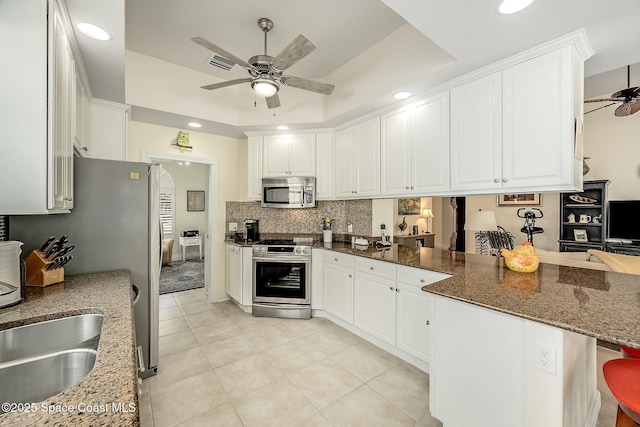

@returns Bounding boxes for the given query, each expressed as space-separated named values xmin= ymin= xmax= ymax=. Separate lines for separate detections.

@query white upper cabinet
xmin=247 ymin=136 xmax=263 ymax=200
xmin=263 ymin=134 xmax=315 ymax=177
xmin=1 ymin=0 xmax=76 ymax=214
xmin=450 ymin=41 xmax=588 ymax=194
xmin=381 ymin=92 xmax=450 ymax=196
xmin=450 ymin=73 xmax=503 ymax=192
xmin=335 ymin=117 xmax=380 ymax=198
xmin=315 ymin=132 xmax=334 ymax=200
xmin=501 ymin=46 xmax=575 ymax=191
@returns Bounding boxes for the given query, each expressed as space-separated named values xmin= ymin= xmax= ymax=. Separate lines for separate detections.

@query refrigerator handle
xmin=137 ymin=345 xmax=146 ymax=373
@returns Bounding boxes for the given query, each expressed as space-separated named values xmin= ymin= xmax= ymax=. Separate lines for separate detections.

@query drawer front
xmin=183 ymin=237 xmax=200 ymax=245
xmin=397 ymin=265 xmax=450 ymax=287
xmin=324 ymin=252 xmax=354 ymax=269
xmin=354 ymin=257 xmax=396 ymax=280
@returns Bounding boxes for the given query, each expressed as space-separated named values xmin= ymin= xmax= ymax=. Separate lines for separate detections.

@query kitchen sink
xmin=0 ymin=314 xmax=103 ymax=363
xmin=0 ymin=349 xmax=97 ymax=411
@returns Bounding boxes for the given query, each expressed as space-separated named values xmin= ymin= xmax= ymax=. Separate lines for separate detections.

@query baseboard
xmin=312 ymin=309 xmax=430 ymax=374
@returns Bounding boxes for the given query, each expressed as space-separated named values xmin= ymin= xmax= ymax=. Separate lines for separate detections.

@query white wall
xmin=583 ymin=101 xmax=640 ymax=200
xmin=127 ymin=121 xmax=246 ymax=299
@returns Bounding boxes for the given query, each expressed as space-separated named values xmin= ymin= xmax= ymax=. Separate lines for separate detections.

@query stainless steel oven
xmin=252 ymin=239 xmax=312 ymax=319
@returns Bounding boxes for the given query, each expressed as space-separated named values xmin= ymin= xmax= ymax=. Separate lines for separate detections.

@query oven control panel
xmin=252 ymin=245 xmax=311 ymax=256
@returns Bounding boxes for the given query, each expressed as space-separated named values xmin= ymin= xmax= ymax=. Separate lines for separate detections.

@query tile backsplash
xmin=226 ymin=200 xmax=373 ymax=236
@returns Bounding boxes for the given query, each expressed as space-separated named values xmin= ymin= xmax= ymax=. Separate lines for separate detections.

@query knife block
xmin=24 ymin=250 xmax=64 ymax=287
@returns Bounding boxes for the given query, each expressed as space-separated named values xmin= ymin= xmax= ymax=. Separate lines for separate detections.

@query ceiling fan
xmin=584 ymin=65 xmax=640 ymax=117
xmin=191 ymin=18 xmax=335 ymax=109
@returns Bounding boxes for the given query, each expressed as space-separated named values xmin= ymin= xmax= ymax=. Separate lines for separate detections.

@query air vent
xmin=207 ymin=53 xmax=235 ymax=71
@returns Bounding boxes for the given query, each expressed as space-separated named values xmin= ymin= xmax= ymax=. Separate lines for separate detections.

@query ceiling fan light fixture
xmin=498 ymin=0 xmax=535 ymax=14
xmin=252 ymin=78 xmax=279 ymax=97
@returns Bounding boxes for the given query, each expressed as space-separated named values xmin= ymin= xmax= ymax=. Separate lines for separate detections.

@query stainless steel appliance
xmin=0 ymin=241 xmax=23 ymax=309
xmin=252 ymin=238 xmax=312 ymax=319
xmin=244 ymin=219 xmax=259 ymax=242
xmin=9 ymin=158 xmax=161 ymax=378
xmin=262 ymin=177 xmax=316 ymax=209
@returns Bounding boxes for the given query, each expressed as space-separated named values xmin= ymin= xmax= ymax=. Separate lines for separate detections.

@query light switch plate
xmin=228 ymin=222 xmax=238 ymax=231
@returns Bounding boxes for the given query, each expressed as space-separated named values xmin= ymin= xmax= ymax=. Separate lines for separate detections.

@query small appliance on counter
xmin=244 ymin=219 xmax=260 ymax=242
xmin=0 ymin=241 xmax=24 ymax=308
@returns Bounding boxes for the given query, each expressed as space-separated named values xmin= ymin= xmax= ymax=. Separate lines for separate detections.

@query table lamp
xmin=420 ymin=208 xmax=434 ymax=233
xmin=464 ymin=210 xmax=497 ymax=232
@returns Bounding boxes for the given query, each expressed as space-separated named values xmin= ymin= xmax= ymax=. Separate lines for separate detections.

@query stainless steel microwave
xmin=262 ymin=177 xmax=316 ymax=208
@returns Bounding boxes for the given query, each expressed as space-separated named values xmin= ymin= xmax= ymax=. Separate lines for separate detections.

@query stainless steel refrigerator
xmin=9 ymin=157 xmax=161 ymax=378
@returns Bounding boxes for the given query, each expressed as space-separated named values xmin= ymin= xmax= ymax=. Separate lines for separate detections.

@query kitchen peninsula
xmin=320 ymin=243 xmax=640 ymax=427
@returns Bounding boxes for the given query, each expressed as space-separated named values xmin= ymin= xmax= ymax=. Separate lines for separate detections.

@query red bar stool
xmin=603 ymin=358 xmax=640 ymax=427
xmin=621 ymin=344 xmax=640 ymax=359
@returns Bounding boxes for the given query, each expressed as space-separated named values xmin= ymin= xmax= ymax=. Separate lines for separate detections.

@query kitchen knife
xmin=52 ymin=245 xmax=75 ymax=259
xmin=56 ymin=255 xmax=73 ymax=268
xmin=38 ymin=236 xmax=56 ymax=252
xmin=44 ymin=242 xmax=60 ymax=258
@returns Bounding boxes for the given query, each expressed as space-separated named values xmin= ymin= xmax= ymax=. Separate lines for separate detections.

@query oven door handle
xmin=253 ymin=256 xmax=310 ymax=263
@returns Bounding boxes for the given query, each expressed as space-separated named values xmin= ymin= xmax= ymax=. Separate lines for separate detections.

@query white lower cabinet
xmin=354 ymin=258 xmax=397 ymax=345
xmin=396 ymin=282 xmax=431 ymax=362
xmin=320 ymin=251 xmax=451 ymax=371
xmin=323 ymin=253 xmax=354 ymax=323
xmin=225 ymin=243 xmax=252 ymax=309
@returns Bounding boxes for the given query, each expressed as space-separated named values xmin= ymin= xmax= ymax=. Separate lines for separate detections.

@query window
xmin=159 ymin=166 xmax=176 ymax=240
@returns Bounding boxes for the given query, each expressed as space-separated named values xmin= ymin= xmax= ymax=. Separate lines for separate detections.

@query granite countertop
xmin=0 ymin=270 xmax=138 ymax=426
xmin=320 ymin=242 xmax=640 ymax=350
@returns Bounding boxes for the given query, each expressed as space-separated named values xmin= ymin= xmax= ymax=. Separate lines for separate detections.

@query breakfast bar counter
xmin=321 ymin=243 xmax=640 ymax=350
xmin=321 ymin=242 xmax=640 ymax=426
xmin=0 ymin=270 xmax=138 ymax=426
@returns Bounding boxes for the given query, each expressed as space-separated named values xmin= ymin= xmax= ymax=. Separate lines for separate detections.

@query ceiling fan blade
xmin=265 ymin=94 xmax=281 ymax=109
xmin=191 ymin=37 xmax=255 ymax=71
xmin=281 ymin=75 xmax=334 ymax=95
xmin=615 ymin=100 xmax=640 ymax=117
xmin=271 ymin=35 xmax=316 ymax=71
xmin=584 ymin=98 xmax=618 ymax=103
xmin=584 ymin=102 xmax=617 ymax=114
xmin=611 ymin=86 xmax=640 ymax=100
xmin=200 ymin=78 xmax=251 ymax=90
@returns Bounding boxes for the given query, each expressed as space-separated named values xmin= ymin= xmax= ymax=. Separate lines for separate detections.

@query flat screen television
xmin=608 ymin=200 xmax=640 ymax=242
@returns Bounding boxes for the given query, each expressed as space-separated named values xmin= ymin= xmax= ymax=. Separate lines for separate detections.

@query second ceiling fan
xmin=192 ymin=18 xmax=335 ymax=109
xmin=585 ymin=65 xmax=640 ymax=117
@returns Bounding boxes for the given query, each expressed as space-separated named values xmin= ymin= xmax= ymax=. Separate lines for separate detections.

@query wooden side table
xmin=394 ymin=233 xmax=435 ymax=248
xmin=179 ymin=236 xmax=202 ymax=261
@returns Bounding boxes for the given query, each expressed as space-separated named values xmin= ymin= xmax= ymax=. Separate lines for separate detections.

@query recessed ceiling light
xmin=76 ymin=23 xmax=111 ymax=41
xmin=393 ymin=91 xmax=411 ymax=100
xmin=188 ymin=122 xmax=202 ymax=128
xmin=277 ymin=125 xmax=289 ymax=130
xmin=498 ymin=0 xmax=535 ymax=14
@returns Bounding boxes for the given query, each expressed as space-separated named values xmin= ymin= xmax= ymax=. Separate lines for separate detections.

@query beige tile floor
xmin=140 ymin=288 xmax=620 ymax=427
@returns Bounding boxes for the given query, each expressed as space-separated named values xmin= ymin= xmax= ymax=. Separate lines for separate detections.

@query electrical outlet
xmin=347 ymin=224 xmax=353 ymax=233
xmin=534 ymin=343 xmax=557 ymax=375
xmin=228 ymin=222 xmax=238 ymax=232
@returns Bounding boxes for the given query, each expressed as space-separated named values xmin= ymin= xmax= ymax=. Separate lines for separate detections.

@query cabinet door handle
xmin=348 ymin=274 xmax=352 ymax=278
xmin=410 ymin=186 xmax=414 ymax=189
xmin=395 ymin=288 xmax=399 ymax=292
xmin=370 ymin=266 xmax=374 ymax=271
xmin=405 ymin=186 xmax=409 ymax=190
xmin=389 ymin=286 xmax=394 ymax=291
xmin=64 ymin=196 xmax=73 ymax=201
xmin=426 ymin=320 xmax=430 ymax=326
xmin=493 ymin=178 xmax=499 ymax=183
xmin=334 ymin=257 xmax=338 ymax=261
xmin=502 ymin=178 xmax=508 ymax=183
xmin=419 ymin=278 xmax=425 ymax=283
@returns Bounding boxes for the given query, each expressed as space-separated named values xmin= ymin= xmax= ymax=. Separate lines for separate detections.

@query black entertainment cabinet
xmin=559 ymin=179 xmax=640 ymax=255
xmin=559 ymin=180 xmax=609 ymax=252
